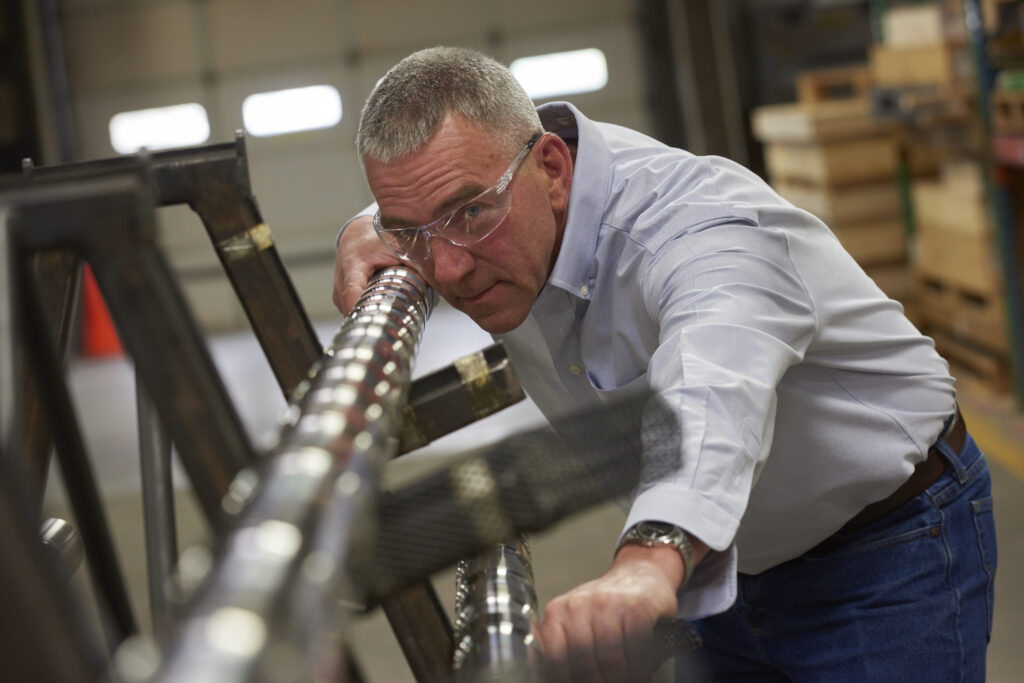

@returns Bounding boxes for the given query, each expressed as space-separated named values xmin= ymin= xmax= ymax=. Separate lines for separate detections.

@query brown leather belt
xmin=816 ymin=409 xmax=966 ymax=551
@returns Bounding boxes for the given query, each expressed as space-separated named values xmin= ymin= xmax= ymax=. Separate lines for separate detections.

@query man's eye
xmin=460 ymin=204 xmax=484 ymax=220
xmin=396 ymin=227 xmax=420 ymax=241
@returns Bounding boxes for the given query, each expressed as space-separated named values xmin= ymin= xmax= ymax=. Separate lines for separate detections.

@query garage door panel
xmin=64 ymin=1 xmax=201 ymax=88
xmin=204 ymin=0 xmax=344 ymax=71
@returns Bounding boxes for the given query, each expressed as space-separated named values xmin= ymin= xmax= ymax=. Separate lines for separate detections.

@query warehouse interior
xmin=2 ymin=0 xmax=1024 ymax=681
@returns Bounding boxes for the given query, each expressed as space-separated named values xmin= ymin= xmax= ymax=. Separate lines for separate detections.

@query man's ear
xmin=538 ymin=134 xmax=573 ymax=212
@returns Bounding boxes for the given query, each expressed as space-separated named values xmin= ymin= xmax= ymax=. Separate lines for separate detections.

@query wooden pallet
xmin=869 ymin=43 xmax=962 ymax=88
xmin=751 ymin=98 xmax=893 ymax=144
xmin=913 ymin=272 xmax=1008 ymax=354
xmin=867 ymin=261 xmax=913 ymax=298
xmin=774 ymin=179 xmax=901 ymax=225
xmin=764 ymin=136 xmax=899 ymax=186
xmin=929 ymin=328 xmax=1010 ymax=394
xmin=796 ymin=66 xmax=872 ymax=103
xmin=912 ymin=177 xmax=989 ymax=237
xmin=833 ymin=219 xmax=907 ymax=267
xmin=913 ymin=218 xmax=999 ymax=297
xmin=883 ymin=4 xmax=950 ymax=48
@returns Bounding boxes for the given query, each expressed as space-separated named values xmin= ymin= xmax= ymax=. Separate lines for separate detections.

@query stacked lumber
xmin=752 ymin=66 xmax=916 ymax=309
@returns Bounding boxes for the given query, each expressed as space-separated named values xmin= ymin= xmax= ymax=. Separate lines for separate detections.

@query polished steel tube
xmin=453 ymin=537 xmax=543 ymax=682
xmin=136 ymin=377 xmax=178 ymax=638
xmin=133 ymin=268 xmax=432 ymax=683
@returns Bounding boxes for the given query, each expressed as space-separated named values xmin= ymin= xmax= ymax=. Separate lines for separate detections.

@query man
xmin=334 ymin=47 xmax=996 ymax=681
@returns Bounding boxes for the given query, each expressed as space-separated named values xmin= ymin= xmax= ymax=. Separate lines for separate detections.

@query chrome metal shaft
xmin=453 ymin=537 xmax=543 ymax=682
xmin=133 ymin=268 xmax=432 ymax=683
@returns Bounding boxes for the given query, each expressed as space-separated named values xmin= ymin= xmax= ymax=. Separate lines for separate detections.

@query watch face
xmin=638 ymin=522 xmax=676 ymax=539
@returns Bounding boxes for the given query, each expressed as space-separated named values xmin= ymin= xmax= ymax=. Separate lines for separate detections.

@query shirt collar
xmin=537 ymin=102 xmax=609 ymax=302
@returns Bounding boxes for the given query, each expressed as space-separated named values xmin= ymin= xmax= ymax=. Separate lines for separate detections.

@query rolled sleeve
xmin=629 ymin=221 xmax=817 ymax=616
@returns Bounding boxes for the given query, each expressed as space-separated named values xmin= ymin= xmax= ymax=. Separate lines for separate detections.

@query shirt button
xmin=569 ymin=364 xmax=582 ymax=375
xmin=580 ymin=285 xmax=589 ymax=296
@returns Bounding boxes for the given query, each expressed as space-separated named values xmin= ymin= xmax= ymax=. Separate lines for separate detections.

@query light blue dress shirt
xmin=345 ymin=102 xmax=956 ymax=619
xmin=494 ymin=102 xmax=956 ymax=618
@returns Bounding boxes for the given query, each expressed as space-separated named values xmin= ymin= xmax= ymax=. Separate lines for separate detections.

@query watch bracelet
xmin=619 ymin=522 xmax=697 ymax=586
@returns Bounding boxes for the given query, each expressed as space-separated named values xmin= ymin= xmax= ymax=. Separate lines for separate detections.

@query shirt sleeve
xmin=336 ymin=201 xmax=378 ymax=248
xmin=624 ymin=219 xmax=818 ymax=619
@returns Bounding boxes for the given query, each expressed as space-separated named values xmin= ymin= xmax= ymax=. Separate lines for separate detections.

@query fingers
xmin=539 ymin=594 xmax=631 ymax=683
xmin=622 ymin=605 xmax=659 ymax=682
xmin=332 ymin=217 xmax=401 ymax=314
xmin=537 ymin=551 xmax=684 ymax=682
xmin=540 ymin=613 xmax=572 ymax=683
xmin=591 ymin=613 xmax=631 ymax=683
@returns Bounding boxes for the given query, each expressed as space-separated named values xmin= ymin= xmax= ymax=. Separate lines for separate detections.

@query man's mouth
xmin=461 ymin=282 xmax=498 ymax=305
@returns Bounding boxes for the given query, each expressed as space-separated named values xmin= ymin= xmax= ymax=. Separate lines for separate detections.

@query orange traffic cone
xmin=81 ymin=265 xmax=122 ymax=356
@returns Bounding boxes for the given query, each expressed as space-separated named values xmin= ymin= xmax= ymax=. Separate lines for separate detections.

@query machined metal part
xmin=453 ymin=537 xmax=542 ymax=682
xmin=39 ymin=517 xmax=84 ymax=580
xmin=0 ymin=452 xmax=106 ymax=683
xmin=142 ymin=268 xmax=434 ymax=683
xmin=399 ymin=343 xmax=525 ymax=453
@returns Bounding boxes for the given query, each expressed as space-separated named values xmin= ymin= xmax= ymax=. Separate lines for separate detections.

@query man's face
xmin=365 ymin=114 xmax=569 ymax=334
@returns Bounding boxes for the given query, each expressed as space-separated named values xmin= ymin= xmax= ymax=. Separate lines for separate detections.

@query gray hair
xmin=357 ymin=46 xmax=542 ymax=172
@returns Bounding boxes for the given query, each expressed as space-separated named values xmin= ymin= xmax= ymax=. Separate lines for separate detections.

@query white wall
xmin=57 ymin=0 xmax=650 ymax=329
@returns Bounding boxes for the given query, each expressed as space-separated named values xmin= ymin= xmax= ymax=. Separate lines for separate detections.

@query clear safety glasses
xmin=373 ymin=131 xmax=545 ymax=262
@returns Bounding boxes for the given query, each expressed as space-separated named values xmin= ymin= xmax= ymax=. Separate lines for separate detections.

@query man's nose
xmin=428 ymin=237 xmax=474 ymax=285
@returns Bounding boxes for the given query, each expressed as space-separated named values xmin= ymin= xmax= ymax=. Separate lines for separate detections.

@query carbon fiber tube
xmin=128 ymin=268 xmax=433 ymax=683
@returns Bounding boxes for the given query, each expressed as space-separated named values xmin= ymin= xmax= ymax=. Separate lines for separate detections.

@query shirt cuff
xmin=336 ymin=201 xmax=378 ymax=249
xmin=621 ymin=483 xmax=742 ymax=619
xmin=676 ymin=544 xmax=737 ymax=620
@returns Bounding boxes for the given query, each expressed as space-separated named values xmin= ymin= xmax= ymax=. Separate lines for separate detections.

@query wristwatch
xmin=619 ymin=521 xmax=697 ymax=585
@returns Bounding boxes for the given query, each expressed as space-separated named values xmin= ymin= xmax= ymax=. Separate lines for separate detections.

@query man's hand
xmin=332 ymin=216 xmax=403 ymax=314
xmin=537 ymin=544 xmax=688 ymax=683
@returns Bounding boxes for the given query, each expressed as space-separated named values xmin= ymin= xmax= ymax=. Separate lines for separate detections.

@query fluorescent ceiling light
xmin=109 ymin=103 xmax=210 ymax=154
xmin=242 ymin=85 xmax=342 ymax=137
xmin=510 ymin=48 xmax=609 ymax=100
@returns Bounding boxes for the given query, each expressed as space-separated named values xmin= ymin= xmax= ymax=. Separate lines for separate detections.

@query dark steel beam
xmin=0 ymin=451 xmax=105 ymax=683
xmin=2 ymin=172 xmax=255 ymax=527
xmin=24 ymin=134 xmax=322 ymax=398
xmin=399 ymin=342 xmax=524 ymax=454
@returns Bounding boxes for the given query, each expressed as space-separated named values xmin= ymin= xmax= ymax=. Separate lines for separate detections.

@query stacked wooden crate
xmin=869 ymin=2 xmax=1011 ymax=391
xmin=869 ymin=2 xmax=969 ymax=91
xmin=911 ymin=162 xmax=1009 ymax=390
xmin=751 ymin=66 xmax=914 ymax=311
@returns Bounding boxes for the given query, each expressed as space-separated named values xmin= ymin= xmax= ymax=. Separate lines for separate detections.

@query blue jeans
xmin=677 ymin=431 xmax=997 ymax=682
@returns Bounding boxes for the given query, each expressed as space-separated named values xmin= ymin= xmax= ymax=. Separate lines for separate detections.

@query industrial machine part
xmin=136 ymin=268 xmax=433 ymax=683
xmin=453 ymin=539 xmax=542 ymax=682
xmin=39 ymin=517 xmax=84 ymax=580
xmin=0 ymin=453 xmax=105 ymax=683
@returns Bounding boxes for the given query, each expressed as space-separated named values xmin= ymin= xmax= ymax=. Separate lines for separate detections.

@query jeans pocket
xmin=971 ymin=495 xmax=997 ymax=642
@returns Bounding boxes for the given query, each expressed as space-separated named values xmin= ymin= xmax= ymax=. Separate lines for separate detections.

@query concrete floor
xmin=36 ymin=303 xmax=1024 ymax=681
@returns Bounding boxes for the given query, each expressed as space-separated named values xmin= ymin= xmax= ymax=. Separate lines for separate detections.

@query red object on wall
xmin=81 ymin=265 xmax=122 ymax=356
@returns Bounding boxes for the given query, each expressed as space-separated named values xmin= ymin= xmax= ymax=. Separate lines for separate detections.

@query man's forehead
xmin=370 ymin=128 xmax=506 ymax=227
